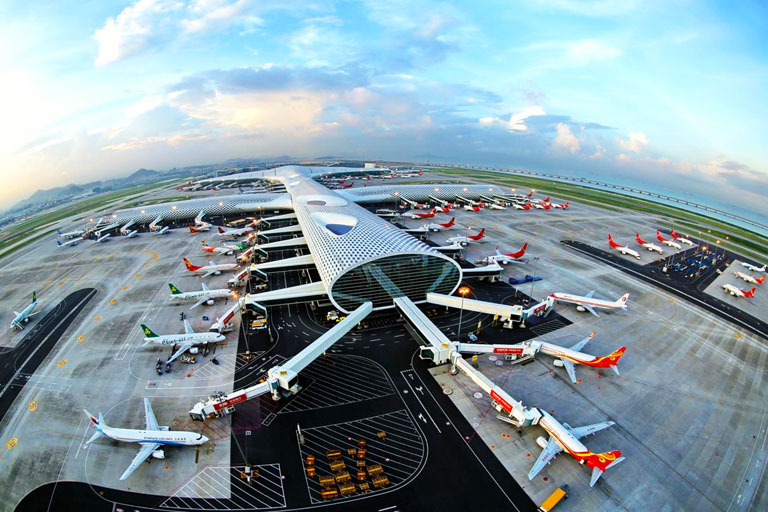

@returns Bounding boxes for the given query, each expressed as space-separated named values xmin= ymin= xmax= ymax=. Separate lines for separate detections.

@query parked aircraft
xmin=489 ymin=203 xmax=506 ymax=210
xmin=156 ymin=226 xmax=170 ymax=235
xmin=94 ymin=233 xmax=111 ymax=243
xmin=542 ymin=333 xmax=626 ymax=383
xmin=722 ymin=284 xmax=756 ymax=298
xmin=57 ymin=228 xmax=84 ymax=239
xmin=168 ymin=283 xmax=235 ymax=309
xmin=512 ymin=203 xmax=531 ymax=210
xmin=608 ymin=235 xmax=641 ymax=259
xmin=670 ymin=229 xmax=695 ymax=246
xmin=656 ymin=230 xmax=682 ymax=250
xmin=141 ymin=321 xmax=225 ymax=363
xmin=436 ymin=205 xmax=452 ymax=213
xmin=741 ymin=262 xmax=767 ymax=273
xmin=189 ymin=225 xmax=210 ymax=233
xmin=734 ymin=271 xmax=765 ymax=285
xmin=549 ymin=291 xmax=630 ymax=317
xmin=182 ymin=257 xmax=238 ymax=278
xmin=446 ymin=228 xmax=486 ymax=246
xmin=482 ymin=243 xmax=528 ymax=265
xmin=464 ymin=204 xmax=481 ymax=212
xmin=550 ymin=202 xmax=569 ymax=209
xmin=83 ymin=399 xmax=208 ymax=480
xmin=217 ymin=225 xmax=254 ymax=237
xmin=201 ymin=241 xmax=235 ymax=255
xmin=635 ymin=234 xmax=664 ymax=254
xmin=57 ymin=237 xmax=83 ymax=248
xmin=10 ymin=291 xmax=38 ymax=331
xmin=405 ymin=208 xmax=436 ymax=220
xmin=438 ymin=216 xmax=456 ymax=229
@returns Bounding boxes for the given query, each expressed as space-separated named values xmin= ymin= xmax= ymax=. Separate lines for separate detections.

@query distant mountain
xmin=127 ymin=168 xmax=160 ymax=180
xmin=11 ymin=184 xmax=86 ymax=211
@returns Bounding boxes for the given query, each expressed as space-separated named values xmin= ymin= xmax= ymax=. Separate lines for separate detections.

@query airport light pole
xmin=457 ymin=286 xmax=470 ymax=341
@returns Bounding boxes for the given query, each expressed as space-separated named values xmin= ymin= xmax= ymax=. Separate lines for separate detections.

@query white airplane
xmin=489 ymin=203 xmax=506 ymax=210
xmin=57 ymin=237 xmax=82 ymax=248
xmin=125 ymin=230 xmax=139 ymax=238
xmin=156 ymin=226 xmax=170 ymax=235
xmin=525 ymin=411 xmax=623 ymax=487
xmin=183 ymin=257 xmax=239 ymax=278
xmin=404 ymin=208 xmax=437 ymax=220
xmin=670 ymin=229 xmax=695 ymax=246
xmin=168 ymin=282 xmax=236 ymax=309
xmin=741 ymin=262 xmax=767 ymax=273
xmin=201 ymin=241 xmax=234 ymax=255
xmin=549 ymin=291 xmax=630 ymax=317
xmin=94 ymin=233 xmax=111 ymax=243
xmin=542 ymin=333 xmax=626 ymax=384
xmin=608 ymin=234 xmax=640 ymax=259
xmin=83 ymin=399 xmax=209 ymax=481
xmin=734 ymin=271 xmax=765 ymax=285
xmin=512 ymin=203 xmax=531 ymax=210
xmin=446 ymin=228 xmax=486 ymax=246
xmin=481 ymin=243 xmax=528 ymax=265
xmin=57 ymin=228 xmax=84 ymax=239
xmin=141 ymin=321 xmax=225 ymax=363
xmin=656 ymin=230 xmax=682 ymax=250
xmin=189 ymin=225 xmax=211 ymax=233
xmin=10 ymin=291 xmax=39 ymax=331
xmin=722 ymin=284 xmax=756 ymax=298
xmin=635 ymin=234 xmax=664 ymax=254
xmin=550 ymin=202 xmax=569 ymax=209
xmin=216 ymin=225 xmax=253 ymax=237
xmin=463 ymin=204 xmax=482 ymax=212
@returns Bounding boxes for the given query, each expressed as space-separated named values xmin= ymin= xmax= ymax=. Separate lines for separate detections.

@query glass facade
xmin=330 ymin=254 xmax=461 ymax=311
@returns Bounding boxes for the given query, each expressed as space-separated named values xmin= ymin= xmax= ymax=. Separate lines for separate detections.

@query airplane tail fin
xmin=189 ymin=226 xmax=200 ymax=233
xmin=168 ymin=283 xmax=183 ymax=295
xmin=57 ymin=229 xmax=62 ymax=235
xmin=218 ymin=227 xmax=226 ymax=234
xmin=140 ymin=324 xmax=158 ymax=339
xmin=758 ymin=275 xmax=766 ymax=284
xmin=585 ymin=450 xmax=624 ymax=486
xmin=563 ymin=202 xmax=569 ymax=208
xmin=83 ymin=410 xmax=107 ymax=443
xmin=602 ymin=347 xmax=626 ymax=373
xmin=670 ymin=228 xmax=680 ymax=239
xmin=608 ymin=234 xmax=621 ymax=249
xmin=506 ymin=242 xmax=527 ymax=259
xmin=615 ymin=293 xmax=630 ymax=308
xmin=32 ymin=291 xmax=36 ymax=303
xmin=183 ymin=257 xmax=202 ymax=271
xmin=543 ymin=197 xmax=550 ymax=202
xmin=745 ymin=287 xmax=756 ymax=298
xmin=635 ymin=233 xmax=647 ymax=245
xmin=478 ymin=228 xmax=485 ymax=238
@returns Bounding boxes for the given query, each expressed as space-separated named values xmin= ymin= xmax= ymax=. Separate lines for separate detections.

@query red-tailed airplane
xmin=722 ymin=284 xmax=756 ymax=298
xmin=446 ymin=228 xmax=486 ymax=246
xmin=405 ymin=208 xmax=436 ymax=220
xmin=436 ymin=205 xmax=452 ymax=213
xmin=656 ymin=230 xmax=682 ymax=249
xmin=635 ymin=234 xmax=664 ymax=254
xmin=733 ymin=272 xmax=765 ymax=285
xmin=551 ymin=202 xmax=569 ymax=209
xmin=608 ymin=234 xmax=641 ymax=259
xmin=526 ymin=190 xmax=534 ymax=197
xmin=550 ymin=290 xmax=630 ymax=317
xmin=670 ymin=229 xmax=695 ymax=246
xmin=482 ymin=243 xmax=528 ymax=264
xmin=189 ymin=225 xmax=211 ymax=234
xmin=464 ymin=204 xmax=481 ymax=212
xmin=438 ymin=216 xmax=456 ymax=229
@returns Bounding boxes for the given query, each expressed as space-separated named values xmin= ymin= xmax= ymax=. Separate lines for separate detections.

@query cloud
xmin=182 ymin=0 xmax=263 ymax=33
xmin=479 ymin=106 xmax=546 ymax=131
xmin=552 ymin=123 xmax=580 ymax=153
xmin=617 ymin=131 xmax=649 ymax=153
xmin=534 ymin=0 xmax=639 ymax=16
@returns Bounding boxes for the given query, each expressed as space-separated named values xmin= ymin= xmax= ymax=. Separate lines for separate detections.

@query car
xmin=251 ymin=315 xmax=267 ymax=330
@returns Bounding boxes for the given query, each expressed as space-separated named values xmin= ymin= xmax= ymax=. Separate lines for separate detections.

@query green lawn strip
xmin=0 ymin=229 xmax=57 ymax=261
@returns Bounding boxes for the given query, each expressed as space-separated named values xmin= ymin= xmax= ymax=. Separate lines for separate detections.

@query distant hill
xmin=11 ymin=184 xmax=86 ymax=211
xmin=127 ymin=168 xmax=160 ymax=180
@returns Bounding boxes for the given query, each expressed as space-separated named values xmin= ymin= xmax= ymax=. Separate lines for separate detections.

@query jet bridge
xmin=258 ymin=224 xmax=303 ymax=242
xmin=120 ymin=220 xmax=135 ymax=235
xmin=426 ymin=292 xmax=523 ymax=327
xmin=249 ymin=254 xmax=316 ymax=281
xmin=241 ymin=281 xmax=327 ymax=309
xmin=149 ymin=215 xmax=164 ymax=231
xmin=255 ymin=236 xmax=307 ymax=258
xmin=189 ymin=302 xmax=372 ymax=420
xmin=95 ymin=222 xmax=121 ymax=237
xmin=259 ymin=212 xmax=297 ymax=229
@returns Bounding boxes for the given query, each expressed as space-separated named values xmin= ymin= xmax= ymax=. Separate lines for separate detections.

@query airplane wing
xmin=168 ymin=343 xmax=194 ymax=363
xmin=528 ymin=436 xmax=562 ymax=480
xmin=201 ymin=282 xmax=210 ymax=292
xmin=189 ymin=297 xmax=211 ymax=309
xmin=12 ymin=311 xmax=20 ymax=317
xmin=584 ymin=305 xmax=599 ymax=317
xmin=183 ymin=319 xmax=195 ymax=334
xmin=120 ymin=442 xmax=161 ymax=480
xmin=569 ymin=333 xmax=595 ymax=353
xmin=143 ymin=398 xmax=159 ymax=431
xmin=568 ymin=421 xmax=615 ymax=440
xmin=201 ymin=270 xmax=216 ymax=278
xmin=561 ymin=359 xmax=578 ymax=383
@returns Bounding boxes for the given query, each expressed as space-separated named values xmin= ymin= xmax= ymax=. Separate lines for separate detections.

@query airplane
xmin=526 ymin=190 xmax=534 ymax=197
xmin=670 ymin=229 xmax=695 ymax=246
xmin=141 ymin=321 xmax=225 ymax=364
xmin=549 ymin=291 xmax=630 ymax=317
xmin=543 ymin=332 xmax=626 ymax=383
xmin=182 ymin=257 xmax=238 ymax=278
xmin=168 ymin=283 xmax=236 ymax=309
xmin=201 ymin=241 xmax=235 ymax=256
xmin=524 ymin=411 xmax=623 ymax=487
xmin=189 ymin=225 xmax=210 ymax=234
xmin=436 ymin=205 xmax=453 ymax=213
xmin=446 ymin=228 xmax=486 ymax=246
xmin=57 ymin=228 xmax=84 ymax=239
xmin=512 ymin=203 xmax=531 ymax=210
xmin=125 ymin=230 xmax=139 ymax=238
xmin=482 ymin=243 xmax=528 ymax=265
xmin=741 ymin=262 xmax=767 ymax=273
xmin=550 ymin=202 xmax=569 ymax=209
xmin=489 ymin=203 xmax=506 ymax=210
xmin=10 ymin=291 xmax=39 ymax=331
xmin=656 ymin=230 xmax=682 ymax=250
xmin=83 ymin=399 xmax=209 ymax=480
xmin=57 ymin=237 xmax=83 ymax=248
xmin=405 ymin=208 xmax=436 ymax=220
xmin=94 ymin=233 xmax=111 ymax=243
xmin=734 ymin=271 xmax=765 ymax=285
xmin=608 ymin=234 xmax=641 ymax=259
xmin=216 ymin=225 xmax=253 ymax=237
xmin=635 ymin=234 xmax=664 ymax=254
xmin=438 ymin=216 xmax=456 ymax=229
xmin=722 ymin=284 xmax=756 ymax=298
xmin=464 ymin=204 xmax=481 ymax=212
xmin=156 ymin=226 xmax=170 ymax=235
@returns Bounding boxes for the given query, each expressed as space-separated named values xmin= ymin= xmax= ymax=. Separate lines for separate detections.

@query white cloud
xmin=552 ymin=123 xmax=580 ymax=153
xmin=589 ymin=144 xmax=606 ymax=159
xmin=182 ymin=0 xmax=263 ymax=33
xmin=479 ymin=105 xmax=546 ymax=131
xmin=93 ymin=0 xmax=180 ymax=67
xmin=617 ymin=131 xmax=649 ymax=153
xmin=565 ymin=40 xmax=621 ymax=64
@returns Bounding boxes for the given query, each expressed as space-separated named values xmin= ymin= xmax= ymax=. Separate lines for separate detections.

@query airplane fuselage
xmin=146 ymin=332 xmax=225 ymax=346
xmin=99 ymin=425 xmax=206 ymax=446
xmin=10 ymin=301 xmax=37 ymax=330
xmin=171 ymin=289 xmax=232 ymax=302
xmin=550 ymin=293 xmax=625 ymax=311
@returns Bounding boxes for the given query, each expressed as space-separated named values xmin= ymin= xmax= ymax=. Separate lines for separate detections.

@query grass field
xmin=430 ymin=167 xmax=768 ymax=261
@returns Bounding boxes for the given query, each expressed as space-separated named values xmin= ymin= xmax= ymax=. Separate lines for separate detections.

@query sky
xmin=1 ymin=0 xmax=766 ymax=217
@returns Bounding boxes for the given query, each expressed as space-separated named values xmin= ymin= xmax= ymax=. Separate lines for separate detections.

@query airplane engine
xmin=553 ymin=359 xmax=564 ymax=368
xmin=576 ymin=305 xmax=586 ymax=312
xmin=23 ymin=318 xmax=30 ymax=324
xmin=536 ymin=436 xmax=549 ymax=449
xmin=215 ymin=270 xmax=221 ymax=275
xmin=206 ymin=299 xmax=215 ymax=306
xmin=151 ymin=449 xmax=166 ymax=459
